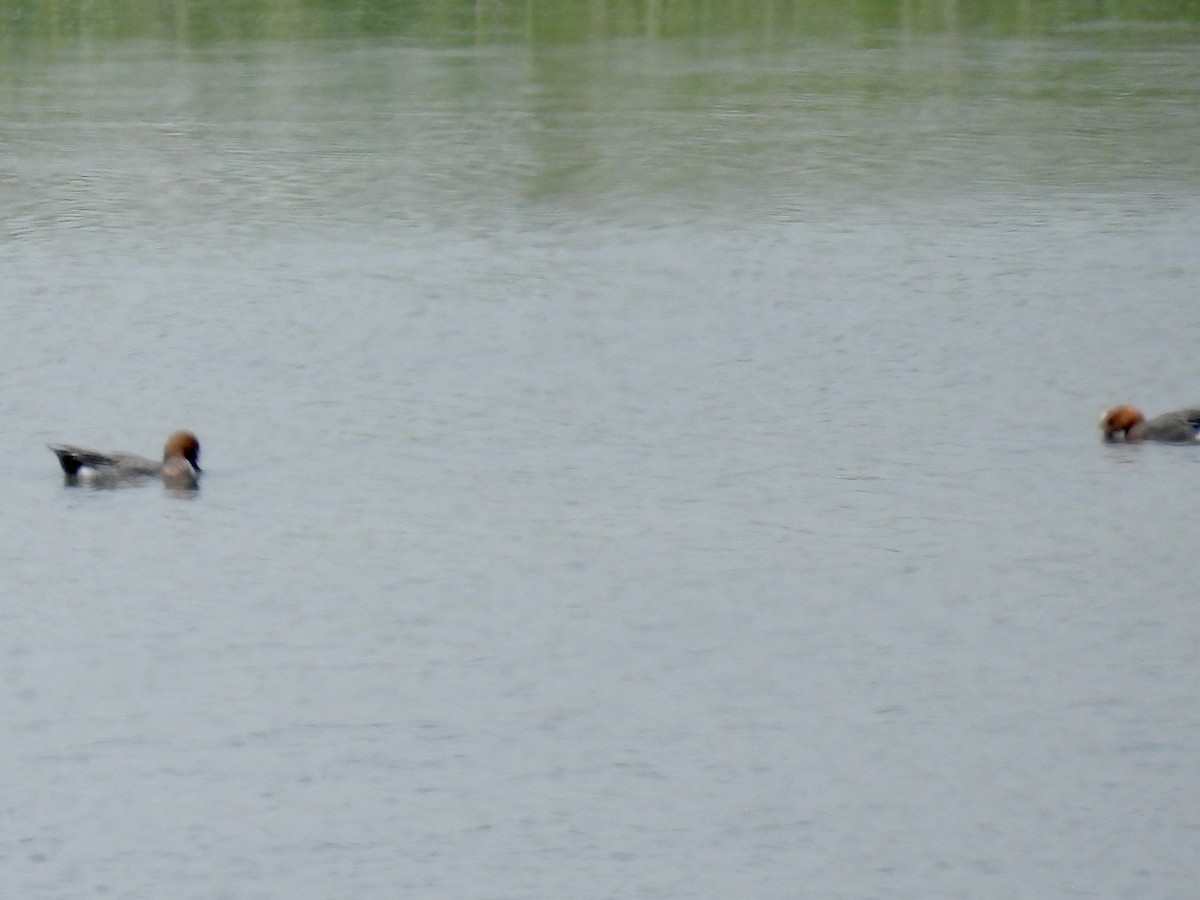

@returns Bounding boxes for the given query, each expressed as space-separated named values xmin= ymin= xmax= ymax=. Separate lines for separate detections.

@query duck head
xmin=1099 ymin=405 xmax=1144 ymax=442
xmin=163 ymin=430 xmax=201 ymax=472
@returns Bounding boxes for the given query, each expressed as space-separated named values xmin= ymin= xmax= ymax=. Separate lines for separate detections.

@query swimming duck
xmin=49 ymin=430 xmax=201 ymax=488
xmin=1099 ymin=406 xmax=1200 ymax=443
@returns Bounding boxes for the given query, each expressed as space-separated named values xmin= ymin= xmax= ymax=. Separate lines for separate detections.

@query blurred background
xmin=2 ymin=2 xmax=1199 ymax=898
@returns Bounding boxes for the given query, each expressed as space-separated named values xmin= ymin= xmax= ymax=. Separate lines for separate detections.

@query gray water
xmin=3 ymin=18 xmax=1200 ymax=900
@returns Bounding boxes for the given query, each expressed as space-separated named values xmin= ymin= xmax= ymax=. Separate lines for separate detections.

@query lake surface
xmin=2 ymin=6 xmax=1200 ymax=898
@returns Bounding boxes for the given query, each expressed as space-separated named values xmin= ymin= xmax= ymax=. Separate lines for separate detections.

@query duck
xmin=1099 ymin=405 xmax=1200 ymax=443
xmin=49 ymin=430 xmax=201 ymax=488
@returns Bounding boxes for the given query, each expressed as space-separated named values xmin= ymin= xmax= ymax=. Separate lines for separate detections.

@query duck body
xmin=49 ymin=430 xmax=201 ymax=489
xmin=1099 ymin=405 xmax=1200 ymax=443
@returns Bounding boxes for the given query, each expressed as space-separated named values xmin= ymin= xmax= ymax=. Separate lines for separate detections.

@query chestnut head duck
xmin=49 ymin=430 xmax=201 ymax=488
xmin=1099 ymin=406 xmax=1200 ymax=443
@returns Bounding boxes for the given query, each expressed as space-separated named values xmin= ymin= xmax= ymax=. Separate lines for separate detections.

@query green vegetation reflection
xmin=3 ymin=0 xmax=1200 ymax=45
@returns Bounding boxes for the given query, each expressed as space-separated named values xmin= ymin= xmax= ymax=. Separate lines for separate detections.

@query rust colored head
xmin=1099 ymin=405 xmax=1144 ymax=441
xmin=163 ymin=430 xmax=202 ymax=471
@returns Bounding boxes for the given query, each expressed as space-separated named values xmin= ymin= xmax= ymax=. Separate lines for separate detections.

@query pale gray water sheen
xmin=2 ymin=21 xmax=1200 ymax=900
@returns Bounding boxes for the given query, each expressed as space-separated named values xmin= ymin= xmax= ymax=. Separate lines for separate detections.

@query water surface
xmin=2 ymin=7 xmax=1200 ymax=898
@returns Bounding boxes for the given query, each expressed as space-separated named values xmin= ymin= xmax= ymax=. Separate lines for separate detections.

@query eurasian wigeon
xmin=49 ymin=430 xmax=201 ymax=489
xmin=1099 ymin=405 xmax=1200 ymax=443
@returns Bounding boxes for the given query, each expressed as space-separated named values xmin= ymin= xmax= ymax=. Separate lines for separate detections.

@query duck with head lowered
xmin=49 ymin=430 xmax=202 ymax=489
xmin=1099 ymin=405 xmax=1200 ymax=443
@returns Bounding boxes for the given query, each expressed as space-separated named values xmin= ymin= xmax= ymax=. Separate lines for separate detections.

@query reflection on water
xmin=3 ymin=0 xmax=1200 ymax=45
xmin=2 ymin=6 xmax=1200 ymax=900
xmin=4 ymin=15 xmax=1198 ymax=239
